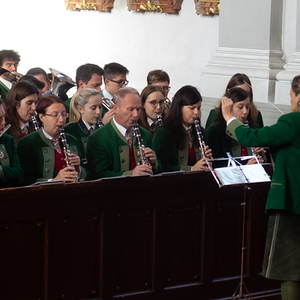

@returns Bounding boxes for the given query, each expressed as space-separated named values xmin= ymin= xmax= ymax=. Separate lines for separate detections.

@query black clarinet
xmin=242 ymin=118 xmax=259 ymax=157
xmin=132 ymin=121 xmax=151 ymax=166
xmin=31 ymin=111 xmax=39 ymax=131
xmin=194 ymin=119 xmax=207 ymax=158
xmin=58 ymin=127 xmax=73 ymax=167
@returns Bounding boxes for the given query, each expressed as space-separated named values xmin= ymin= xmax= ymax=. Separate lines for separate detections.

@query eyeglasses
xmin=108 ymin=78 xmax=129 ymax=86
xmin=146 ymin=100 xmax=165 ymax=108
xmin=44 ymin=113 xmax=69 ymax=119
xmin=161 ymin=86 xmax=171 ymax=91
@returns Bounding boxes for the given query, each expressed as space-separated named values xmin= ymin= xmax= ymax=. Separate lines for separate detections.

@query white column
xmin=200 ymin=0 xmax=285 ymax=103
xmin=275 ymin=0 xmax=300 ymax=105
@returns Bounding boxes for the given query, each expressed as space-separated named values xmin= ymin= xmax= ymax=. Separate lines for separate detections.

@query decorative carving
xmin=127 ymin=0 xmax=183 ymax=14
xmin=64 ymin=0 xmax=115 ymax=12
xmin=194 ymin=0 xmax=220 ymax=15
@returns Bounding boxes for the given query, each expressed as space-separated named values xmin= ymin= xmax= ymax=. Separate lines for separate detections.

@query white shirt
xmin=0 ymin=77 xmax=12 ymax=89
xmin=147 ymin=116 xmax=155 ymax=127
xmin=102 ymin=88 xmax=113 ymax=100
xmin=112 ymin=117 xmax=127 ymax=137
xmin=82 ymin=119 xmax=95 ymax=132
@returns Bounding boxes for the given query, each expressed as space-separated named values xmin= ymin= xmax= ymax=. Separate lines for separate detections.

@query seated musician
xmin=64 ymin=88 xmax=102 ymax=162
xmin=26 ymin=67 xmax=51 ymax=95
xmin=0 ymin=49 xmax=21 ymax=101
xmin=205 ymin=73 xmax=264 ymax=130
xmin=101 ymin=62 xmax=129 ymax=123
xmin=0 ymin=98 xmax=24 ymax=187
xmin=17 ymin=96 xmax=87 ymax=185
xmin=206 ymin=87 xmax=265 ymax=166
xmin=152 ymin=85 xmax=212 ymax=172
xmin=138 ymin=85 xmax=165 ymax=136
xmin=86 ymin=87 xmax=160 ymax=179
xmin=146 ymin=69 xmax=171 ymax=101
xmin=65 ymin=63 xmax=103 ymax=111
xmin=5 ymin=80 xmax=39 ymax=145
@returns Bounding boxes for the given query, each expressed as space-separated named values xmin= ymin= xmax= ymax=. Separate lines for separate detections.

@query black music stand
xmin=206 ymin=153 xmax=271 ymax=300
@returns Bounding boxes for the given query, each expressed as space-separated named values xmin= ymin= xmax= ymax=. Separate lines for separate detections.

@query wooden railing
xmin=0 ymin=167 xmax=280 ymax=300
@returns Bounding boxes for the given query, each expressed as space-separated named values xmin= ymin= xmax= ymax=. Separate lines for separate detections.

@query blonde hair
xmin=68 ymin=88 xmax=101 ymax=123
xmin=292 ymin=75 xmax=300 ymax=112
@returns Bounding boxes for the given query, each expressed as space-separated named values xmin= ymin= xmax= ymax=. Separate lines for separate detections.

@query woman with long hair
xmin=17 ymin=95 xmax=87 ymax=185
xmin=64 ymin=88 xmax=102 ymax=161
xmin=205 ymin=73 xmax=263 ymax=130
xmin=221 ymin=74 xmax=300 ymax=300
xmin=207 ymin=87 xmax=266 ymax=166
xmin=152 ymin=85 xmax=212 ymax=172
xmin=138 ymin=85 xmax=165 ymax=136
xmin=5 ymin=80 xmax=39 ymax=145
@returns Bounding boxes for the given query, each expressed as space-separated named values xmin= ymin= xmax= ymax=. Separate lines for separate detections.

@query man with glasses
xmin=146 ymin=69 xmax=171 ymax=99
xmin=101 ymin=62 xmax=129 ymax=123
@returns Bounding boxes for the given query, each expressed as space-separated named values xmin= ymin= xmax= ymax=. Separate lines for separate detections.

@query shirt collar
xmin=112 ymin=117 xmax=127 ymax=137
xmin=82 ymin=119 xmax=95 ymax=131
xmin=20 ymin=121 xmax=29 ymax=130
xmin=102 ymin=88 xmax=113 ymax=100
xmin=182 ymin=124 xmax=191 ymax=132
xmin=42 ymin=127 xmax=58 ymax=141
xmin=0 ymin=77 xmax=12 ymax=89
xmin=147 ymin=116 xmax=155 ymax=126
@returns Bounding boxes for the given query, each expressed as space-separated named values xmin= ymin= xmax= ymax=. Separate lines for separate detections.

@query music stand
xmin=206 ymin=153 xmax=271 ymax=300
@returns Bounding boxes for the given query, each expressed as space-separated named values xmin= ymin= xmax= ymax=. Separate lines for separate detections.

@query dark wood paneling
xmin=0 ymin=168 xmax=281 ymax=300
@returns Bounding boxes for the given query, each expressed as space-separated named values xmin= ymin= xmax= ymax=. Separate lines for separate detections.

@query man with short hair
xmin=86 ymin=87 xmax=160 ymax=179
xmin=101 ymin=62 xmax=129 ymax=122
xmin=0 ymin=49 xmax=21 ymax=100
xmin=65 ymin=63 xmax=104 ymax=111
xmin=147 ymin=69 xmax=171 ymax=99
xmin=27 ymin=67 xmax=51 ymax=94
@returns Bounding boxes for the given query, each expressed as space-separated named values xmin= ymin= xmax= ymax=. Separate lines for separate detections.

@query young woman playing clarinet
xmin=64 ymin=88 xmax=102 ymax=162
xmin=5 ymin=80 xmax=39 ymax=145
xmin=221 ymin=75 xmax=300 ymax=300
xmin=0 ymin=98 xmax=24 ymax=187
xmin=152 ymin=85 xmax=212 ymax=172
xmin=17 ymin=95 xmax=87 ymax=185
xmin=138 ymin=85 xmax=166 ymax=137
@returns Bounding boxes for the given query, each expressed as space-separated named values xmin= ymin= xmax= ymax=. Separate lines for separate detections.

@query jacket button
xmin=45 ymin=168 xmax=50 ymax=173
xmin=119 ymin=148 xmax=123 ymax=153
xmin=43 ymin=149 xmax=48 ymax=154
xmin=121 ymin=159 xmax=125 ymax=163
xmin=46 ymin=158 xmax=50 ymax=162
xmin=179 ymin=156 xmax=184 ymax=159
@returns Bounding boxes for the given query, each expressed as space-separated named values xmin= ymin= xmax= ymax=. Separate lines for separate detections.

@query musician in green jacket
xmin=221 ymin=75 xmax=300 ymax=300
xmin=0 ymin=99 xmax=24 ymax=188
xmin=86 ymin=87 xmax=159 ymax=179
xmin=17 ymin=96 xmax=87 ymax=185
xmin=152 ymin=85 xmax=212 ymax=172
xmin=64 ymin=89 xmax=103 ymax=162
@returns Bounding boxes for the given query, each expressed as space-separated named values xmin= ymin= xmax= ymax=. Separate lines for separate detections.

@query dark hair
xmin=164 ymin=85 xmax=202 ymax=149
xmin=36 ymin=95 xmax=66 ymax=115
xmin=5 ymin=81 xmax=39 ymax=144
xmin=19 ymin=75 xmax=45 ymax=90
xmin=291 ymin=75 xmax=300 ymax=112
xmin=0 ymin=50 xmax=21 ymax=66
xmin=139 ymin=85 xmax=164 ymax=130
xmin=225 ymin=73 xmax=259 ymax=122
xmin=214 ymin=87 xmax=252 ymax=128
xmin=27 ymin=67 xmax=50 ymax=85
xmin=147 ymin=70 xmax=170 ymax=85
xmin=76 ymin=63 xmax=104 ymax=88
xmin=103 ymin=62 xmax=129 ymax=80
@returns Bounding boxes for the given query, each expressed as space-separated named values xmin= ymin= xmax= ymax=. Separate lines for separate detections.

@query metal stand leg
xmin=231 ymin=186 xmax=253 ymax=300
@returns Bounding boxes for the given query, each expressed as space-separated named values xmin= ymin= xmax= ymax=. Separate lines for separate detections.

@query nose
xmin=242 ymin=107 xmax=248 ymax=115
xmin=32 ymin=103 xmax=37 ymax=111
xmin=194 ymin=108 xmax=200 ymax=117
xmin=96 ymin=107 xmax=101 ymax=115
xmin=132 ymin=109 xmax=139 ymax=119
xmin=96 ymin=86 xmax=101 ymax=92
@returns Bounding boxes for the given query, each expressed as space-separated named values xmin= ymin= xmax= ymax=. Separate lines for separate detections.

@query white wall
xmin=1 ymin=0 xmax=219 ymax=100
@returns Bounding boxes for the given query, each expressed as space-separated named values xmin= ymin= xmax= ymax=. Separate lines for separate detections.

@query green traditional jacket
xmin=152 ymin=126 xmax=203 ymax=172
xmin=86 ymin=119 xmax=160 ymax=179
xmin=64 ymin=119 xmax=101 ymax=161
xmin=0 ymin=133 xmax=24 ymax=188
xmin=226 ymin=113 xmax=300 ymax=214
xmin=0 ymin=80 xmax=9 ymax=101
xmin=207 ymin=123 xmax=253 ymax=167
xmin=17 ymin=128 xmax=88 ymax=185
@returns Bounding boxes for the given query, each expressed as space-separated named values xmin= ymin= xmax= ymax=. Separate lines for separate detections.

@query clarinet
xmin=31 ymin=111 xmax=39 ymax=131
xmin=194 ymin=119 xmax=207 ymax=158
xmin=96 ymin=117 xmax=104 ymax=128
xmin=58 ymin=127 xmax=79 ymax=181
xmin=0 ymin=124 xmax=11 ymax=138
xmin=155 ymin=113 xmax=163 ymax=127
xmin=132 ymin=121 xmax=151 ymax=166
xmin=242 ymin=118 xmax=259 ymax=156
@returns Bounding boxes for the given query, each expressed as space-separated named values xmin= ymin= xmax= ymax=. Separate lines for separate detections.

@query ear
xmin=104 ymin=78 xmax=110 ymax=85
xmin=77 ymin=105 xmax=83 ymax=114
xmin=78 ymin=80 xmax=85 ymax=89
xmin=39 ymin=113 xmax=44 ymax=124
